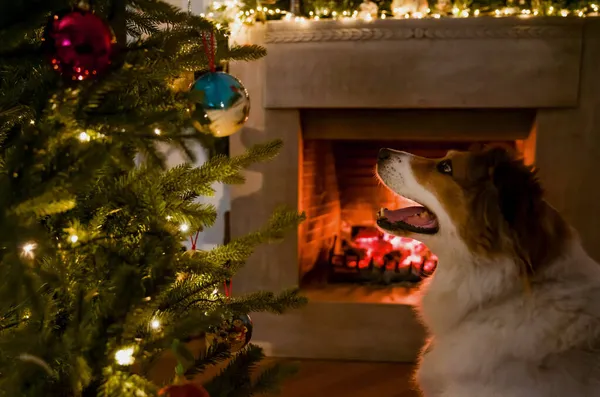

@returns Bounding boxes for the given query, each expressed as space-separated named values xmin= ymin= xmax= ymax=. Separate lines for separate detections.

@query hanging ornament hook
xmin=201 ymin=30 xmax=217 ymax=73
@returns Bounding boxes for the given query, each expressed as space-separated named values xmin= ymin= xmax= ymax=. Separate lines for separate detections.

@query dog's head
xmin=375 ymin=146 xmax=571 ymax=274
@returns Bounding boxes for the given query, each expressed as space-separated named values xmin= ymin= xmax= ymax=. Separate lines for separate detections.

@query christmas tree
xmin=0 ymin=1 xmax=306 ymax=396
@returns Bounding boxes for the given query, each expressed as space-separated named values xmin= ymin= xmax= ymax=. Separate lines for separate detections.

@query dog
xmin=375 ymin=146 xmax=600 ymax=397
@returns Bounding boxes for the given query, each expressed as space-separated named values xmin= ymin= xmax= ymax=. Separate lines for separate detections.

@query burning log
xmin=328 ymin=226 xmax=438 ymax=284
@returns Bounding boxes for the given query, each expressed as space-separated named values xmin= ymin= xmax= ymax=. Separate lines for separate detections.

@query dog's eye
xmin=437 ymin=160 xmax=453 ymax=175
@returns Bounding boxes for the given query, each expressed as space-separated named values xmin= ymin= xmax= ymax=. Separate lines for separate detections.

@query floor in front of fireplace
xmin=269 ymin=359 xmax=420 ymax=397
xmin=302 ymin=284 xmax=421 ymax=305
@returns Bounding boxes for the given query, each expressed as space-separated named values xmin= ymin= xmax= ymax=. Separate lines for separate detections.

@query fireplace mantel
xmin=228 ymin=18 xmax=600 ymax=362
xmin=263 ymin=18 xmax=583 ymax=109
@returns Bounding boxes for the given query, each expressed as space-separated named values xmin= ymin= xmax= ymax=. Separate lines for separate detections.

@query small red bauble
xmin=44 ymin=9 xmax=114 ymax=81
xmin=158 ymin=383 xmax=210 ymax=397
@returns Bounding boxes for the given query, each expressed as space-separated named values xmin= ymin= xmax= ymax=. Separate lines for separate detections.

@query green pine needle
xmin=249 ymin=361 xmax=300 ymax=396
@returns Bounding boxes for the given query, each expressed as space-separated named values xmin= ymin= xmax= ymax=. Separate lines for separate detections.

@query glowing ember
xmin=349 ymin=228 xmax=437 ymax=276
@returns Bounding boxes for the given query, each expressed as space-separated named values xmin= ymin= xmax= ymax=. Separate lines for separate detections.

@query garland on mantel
xmin=202 ymin=0 xmax=599 ymax=30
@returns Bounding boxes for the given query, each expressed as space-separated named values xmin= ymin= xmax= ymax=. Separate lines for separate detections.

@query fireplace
xmin=298 ymin=109 xmax=531 ymax=297
xmin=228 ymin=18 xmax=600 ymax=362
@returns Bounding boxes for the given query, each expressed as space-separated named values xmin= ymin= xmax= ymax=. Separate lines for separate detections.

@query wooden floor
xmin=274 ymin=360 xmax=420 ymax=397
xmin=151 ymin=340 xmax=420 ymax=396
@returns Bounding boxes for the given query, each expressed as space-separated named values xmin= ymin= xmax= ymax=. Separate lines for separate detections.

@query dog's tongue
xmin=384 ymin=206 xmax=436 ymax=227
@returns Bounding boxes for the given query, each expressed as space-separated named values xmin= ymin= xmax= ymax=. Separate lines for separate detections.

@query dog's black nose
xmin=378 ymin=148 xmax=391 ymax=161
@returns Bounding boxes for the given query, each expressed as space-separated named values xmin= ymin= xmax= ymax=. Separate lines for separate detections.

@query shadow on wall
xmin=229 ymin=126 xmax=300 ymax=293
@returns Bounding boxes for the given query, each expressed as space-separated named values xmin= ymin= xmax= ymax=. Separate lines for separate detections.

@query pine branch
xmin=125 ymin=9 xmax=160 ymax=37
xmin=0 ymin=105 xmax=34 ymax=134
xmin=193 ymin=208 xmax=306 ymax=270
xmin=177 ymin=202 xmax=218 ymax=229
xmin=12 ymin=190 xmax=76 ymax=217
xmin=227 ymin=289 xmax=308 ymax=315
xmin=184 ymin=342 xmax=232 ymax=379
xmin=203 ymin=344 xmax=264 ymax=397
xmin=97 ymin=368 xmax=157 ymax=397
xmin=220 ymin=45 xmax=267 ymax=63
xmin=156 ymin=274 xmax=220 ymax=313
xmin=229 ymin=140 xmax=283 ymax=169
xmin=129 ymin=0 xmax=192 ymax=25
xmin=248 ymin=361 xmax=300 ymax=396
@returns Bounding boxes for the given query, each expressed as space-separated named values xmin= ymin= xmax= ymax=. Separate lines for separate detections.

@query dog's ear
xmin=485 ymin=146 xmax=541 ymax=227
xmin=466 ymin=146 xmax=520 ymax=250
xmin=460 ymin=145 xmax=512 ymax=183
xmin=480 ymin=146 xmax=570 ymax=274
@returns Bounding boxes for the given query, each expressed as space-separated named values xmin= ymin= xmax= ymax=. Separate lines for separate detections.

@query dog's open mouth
xmin=376 ymin=201 xmax=439 ymax=235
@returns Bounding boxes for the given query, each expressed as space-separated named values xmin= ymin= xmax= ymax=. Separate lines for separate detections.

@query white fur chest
xmin=417 ymin=252 xmax=520 ymax=336
xmin=415 ymin=251 xmax=600 ymax=397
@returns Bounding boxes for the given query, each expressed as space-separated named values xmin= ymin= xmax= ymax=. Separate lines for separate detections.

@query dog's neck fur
xmin=417 ymin=236 xmax=598 ymax=336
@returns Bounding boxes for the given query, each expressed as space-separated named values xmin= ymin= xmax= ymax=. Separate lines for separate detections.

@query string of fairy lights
xmin=17 ymin=137 xmax=212 ymax=366
xmin=20 ymin=219 xmax=214 ymax=367
xmin=201 ymin=0 xmax=600 ymax=31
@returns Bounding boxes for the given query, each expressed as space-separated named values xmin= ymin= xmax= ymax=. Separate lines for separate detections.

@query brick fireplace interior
xmin=297 ymin=109 xmax=535 ymax=303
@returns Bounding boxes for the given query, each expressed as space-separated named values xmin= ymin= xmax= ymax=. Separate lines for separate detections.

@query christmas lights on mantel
xmin=203 ymin=0 xmax=599 ymax=29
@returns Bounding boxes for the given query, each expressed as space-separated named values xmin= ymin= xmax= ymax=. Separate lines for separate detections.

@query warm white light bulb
xmin=150 ymin=318 xmax=161 ymax=330
xmin=179 ymin=223 xmax=189 ymax=232
xmin=114 ymin=347 xmax=135 ymax=365
xmin=69 ymin=235 xmax=79 ymax=243
xmin=29 ymin=120 xmax=35 ymax=125
xmin=78 ymin=132 xmax=90 ymax=142
xmin=21 ymin=242 xmax=36 ymax=258
xmin=154 ymin=128 xmax=161 ymax=135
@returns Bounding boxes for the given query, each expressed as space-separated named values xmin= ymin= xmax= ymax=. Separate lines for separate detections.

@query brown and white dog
xmin=375 ymin=146 xmax=600 ymax=397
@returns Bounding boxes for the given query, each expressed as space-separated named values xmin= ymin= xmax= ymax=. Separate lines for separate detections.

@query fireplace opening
xmin=299 ymin=139 xmax=521 ymax=293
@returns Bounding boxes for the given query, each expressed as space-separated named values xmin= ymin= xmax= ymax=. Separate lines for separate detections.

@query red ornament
xmin=159 ymin=383 xmax=210 ymax=397
xmin=44 ymin=9 xmax=114 ymax=81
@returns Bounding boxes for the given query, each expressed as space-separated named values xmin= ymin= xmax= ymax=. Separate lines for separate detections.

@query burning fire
xmin=346 ymin=228 xmax=437 ymax=274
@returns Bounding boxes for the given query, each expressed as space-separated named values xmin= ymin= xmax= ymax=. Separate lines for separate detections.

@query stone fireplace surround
xmin=228 ymin=17 xmax=600 ymax=362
